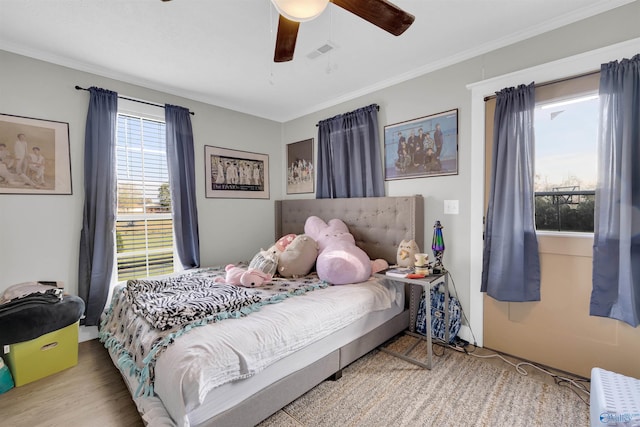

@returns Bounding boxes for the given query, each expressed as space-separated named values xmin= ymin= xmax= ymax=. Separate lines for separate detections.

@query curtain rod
xmin=482 ymin=69 xmax=600 ymax=102
xmin=315 ymin=104 xmax=380 ymax=127
xmin=75 ymin=85 xmax=195 ymax=116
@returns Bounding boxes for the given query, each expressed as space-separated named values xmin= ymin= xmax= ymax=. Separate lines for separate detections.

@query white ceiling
xmin=0 ymin=0 xmax=633 ymax=122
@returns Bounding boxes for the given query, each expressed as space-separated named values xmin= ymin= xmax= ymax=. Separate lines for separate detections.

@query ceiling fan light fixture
xmin=271 ymin=0 xmax=330 ymax=22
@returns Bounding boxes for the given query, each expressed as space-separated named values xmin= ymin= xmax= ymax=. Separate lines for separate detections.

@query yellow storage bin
xmin=3 ymin=321 xmax=79 ymax=386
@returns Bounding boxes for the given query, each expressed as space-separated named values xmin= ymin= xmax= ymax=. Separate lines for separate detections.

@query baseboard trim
xmin=457 ymin=325 xmax=478 ymax=347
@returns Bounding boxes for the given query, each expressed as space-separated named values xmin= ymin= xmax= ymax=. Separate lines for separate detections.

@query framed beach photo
xmin=204 ymin=145 xmax=269 ymax=199
xmin=383 ymin=109 xmax=458 ymax=180
xmin=0 ymin=113 xmax=72 ymax=195
xmin=286 ymin=138 xmax=314 ymax=194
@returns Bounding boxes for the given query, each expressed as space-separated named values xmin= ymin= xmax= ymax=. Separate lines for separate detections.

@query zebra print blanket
xmin=127 ymin=276 xmax=262 ymax=330
xmin=99 ymin=266 xmax=328 ymax=397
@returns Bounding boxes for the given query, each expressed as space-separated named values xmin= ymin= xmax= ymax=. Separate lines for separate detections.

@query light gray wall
xmin=0 ymin=51 xmax=283 ymax=296
xmin=281 ymin=1 xmax=640 ymax=333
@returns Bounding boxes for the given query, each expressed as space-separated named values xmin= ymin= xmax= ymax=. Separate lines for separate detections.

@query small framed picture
xmin=0 ymin=113 xmax=72 ymax=195
xmin=383 ymin=109 xmax=458 ymax=180
xmin=204 ymin=145 xmax=269 ymax=199
xmin=286 ymin=138 xmax=314 ymax=194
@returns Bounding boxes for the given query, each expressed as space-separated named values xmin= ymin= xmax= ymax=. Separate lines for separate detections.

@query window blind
xmin=115 ymin=114 xmax=174 ymax=280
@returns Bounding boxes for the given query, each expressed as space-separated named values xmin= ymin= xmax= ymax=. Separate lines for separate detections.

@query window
xmin=534 ymin=93 xmax=598 ymax=232
xmin=532 ymin=72 xmax=600 ymax=233
xmin=115 ymin=111 xmax=175 ymax=281
xmin=484 ymin=73 xmax=599 ymax=233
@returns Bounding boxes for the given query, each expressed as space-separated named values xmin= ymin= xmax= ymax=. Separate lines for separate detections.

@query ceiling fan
xmin=161 ymin=0 xmax=415 ymax=63
xmin=271 ymin=0 xmax=415 ymax=62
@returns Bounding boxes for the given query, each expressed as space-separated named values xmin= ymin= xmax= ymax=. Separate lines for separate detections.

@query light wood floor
xmin=0 ymin=337 xmax=586 ymax=426
xmin=0 ymin=339 xmax=143 ymax=427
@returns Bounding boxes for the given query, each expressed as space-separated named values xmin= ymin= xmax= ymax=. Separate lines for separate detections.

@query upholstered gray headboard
xmin=274 ymin=196 xmax=424 ymax=265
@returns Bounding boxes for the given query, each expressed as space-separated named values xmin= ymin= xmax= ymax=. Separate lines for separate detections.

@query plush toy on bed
xmin=249 ymin=233 xmax=297 ymax=275
xmin=304 ymin=216 xmax=374 ymax=285
xmin=251 ymin=233 xmax=318 ymax=279
xmin=371 ymin=258 xmax=389 ymax=274
xmin=215 ymin=264 xmax=272 ymax=288
xmin=277 ymin=234 xmax=318 ymax=278
xmin=248 ymin=249 xmax=279 ymax=276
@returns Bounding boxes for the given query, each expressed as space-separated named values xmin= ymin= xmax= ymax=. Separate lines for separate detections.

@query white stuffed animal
xmin=277 ymin=234 xmax=318 ymax=278
xmin=396 ymin=239 xmax=420 ymax=268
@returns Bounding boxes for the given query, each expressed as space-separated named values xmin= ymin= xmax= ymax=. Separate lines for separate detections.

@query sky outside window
xmin=534 ymin=94 xmax=599 ymax=192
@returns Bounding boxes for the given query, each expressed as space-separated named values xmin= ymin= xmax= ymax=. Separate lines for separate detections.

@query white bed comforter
xmin=152 ymin=277 xmax=399 ymax=426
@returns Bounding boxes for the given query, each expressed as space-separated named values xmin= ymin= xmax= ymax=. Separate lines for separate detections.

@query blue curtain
xmin=590 ymin=54 xmax=640 ymax=327
xmin=316 ymin=104 xmax=384 ymax=198
xmin=481 ymin=83 xmax=541 ymax=301
xmin=78 ymin=87 xmax=118 ymax=326
xmin=165 ymin=104 xmax=200 ymax=269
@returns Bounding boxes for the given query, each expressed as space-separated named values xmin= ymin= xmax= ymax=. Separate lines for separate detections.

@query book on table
xmin=384 ymin=267 xmax=413 ymax=278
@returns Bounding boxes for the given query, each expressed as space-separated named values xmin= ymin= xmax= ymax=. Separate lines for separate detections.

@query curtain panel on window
xmin=481 ymin=83 xmax=541 ymax=302
xmin=165 ymin=104 xmax=200 ymax=269
xmin=590 ymin=54 xmax=640 ymax=327
xmin=78 ymin=87 xmax=118 ymax=326
xmin=316 ymin=104 xmax=384 ymax=198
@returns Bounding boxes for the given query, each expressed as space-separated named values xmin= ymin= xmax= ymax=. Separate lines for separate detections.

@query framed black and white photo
xmin=204 ymin=145 xmax=269 ymax=199
xmin=0 ymin=113 xmax=72 ymax=195
xmin=286 ymin=138 xmax=314 ymax=194
xmin=383 ymin=109 xmax=458 ymax=180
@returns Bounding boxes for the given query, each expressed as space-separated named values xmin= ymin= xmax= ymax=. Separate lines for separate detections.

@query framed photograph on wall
xmin=383 ymin=109 xmax=458 ymax=180
xmin=204 ymin=145 xmax=269 ymax=199
xmin=0 ymin=113 xmax=72 ymax=195
xmin=286 ymin=138 xmax=314 ymax=194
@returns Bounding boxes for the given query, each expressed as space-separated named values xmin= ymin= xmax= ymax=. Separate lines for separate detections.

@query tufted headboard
xmin=274 ymin=196 xmax=424 ymax=265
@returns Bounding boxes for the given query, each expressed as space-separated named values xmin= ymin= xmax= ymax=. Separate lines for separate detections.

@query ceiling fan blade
xmin=274 ymin=15 xmax=300 ymax=62
xmin=330 ymin=0 xmax=414 ymax=36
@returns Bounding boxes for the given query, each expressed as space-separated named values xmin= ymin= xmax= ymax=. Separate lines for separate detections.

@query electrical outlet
xmin=444 ymin=200 xmax=459 ymax=215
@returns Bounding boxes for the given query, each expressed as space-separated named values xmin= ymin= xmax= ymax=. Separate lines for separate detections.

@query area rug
xmin=259 ymin=335 xmax=589 ymax=426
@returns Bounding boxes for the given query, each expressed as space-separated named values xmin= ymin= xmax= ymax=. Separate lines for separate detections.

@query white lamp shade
xmin=271 ymin=0 xmax=330 ymax=22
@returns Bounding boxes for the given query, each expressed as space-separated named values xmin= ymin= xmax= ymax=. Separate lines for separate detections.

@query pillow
xmin=277 ymin=234 xmax=318 ymax=278
xmin=248 ymin=250 xmax=279 ymax=276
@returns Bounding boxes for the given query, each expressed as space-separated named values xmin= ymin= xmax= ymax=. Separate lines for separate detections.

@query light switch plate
xmin=444 ymin=200 xmax=459 ymax=215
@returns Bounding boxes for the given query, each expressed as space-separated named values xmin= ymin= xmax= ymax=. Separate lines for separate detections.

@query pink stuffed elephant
xmin=215 ymin=264 xmax=272 ymax=288
xmin=304 ymin=216 xmax=372 ymax=285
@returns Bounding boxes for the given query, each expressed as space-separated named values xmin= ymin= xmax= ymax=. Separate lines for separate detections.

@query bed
xmin=100 ymin=195 xmax=424 ymax=427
